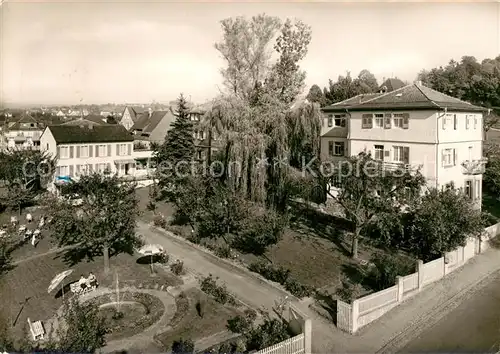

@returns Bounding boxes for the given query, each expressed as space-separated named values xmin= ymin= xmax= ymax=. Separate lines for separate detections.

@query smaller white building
xmin=2 ymin=113 xmax=44 ymax=150
xmin=40 ymin=123 xmax=137 ymax=183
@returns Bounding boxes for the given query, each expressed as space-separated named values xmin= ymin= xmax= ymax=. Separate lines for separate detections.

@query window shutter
xmin=95 ymin=145 xmax=99 ymax=157
xmin=69 ymin=146 xmax=74 ymax=158
xmin=466 ymin=116 xmax=470 ymax=129
xmin=76 ymin=146 xmax=80 ymax=158
xmin=402 ymin=113 xmax=409 ymax=129
xmin=57 ymin=146 xmax=61 ymax=158
xmin=76 ymin=165 xmax=81 ymax=175
xmin=384 ymin=150 xmax=390 ymax=158
xmin=116 ymin=144 xmax=119 ymax=155
xmin=107 ymin=144 xmax=111 ymax=157
xmin=453 ymin=149 xmax=457 ymax=166
xmin=89 ymin=145 xmax=93 ymax=157
xmin=69 ymin=165 xmax=74 ymax=176
xmin=128 ymin=144 xmax=132 ymax=155
xmin=442 ymin=116 xmax=447 ymax=130
xmin=328 ymin=142 xmax=333 ymax=155
xmin=384 ymin=114 xmax=391 ymax=129
xmin=453 ymin=115 xmax=457 ymax=130
xmin=95 ymin=163 xmax=99 ymax=172
xmin=441 ymin=150 xmax=445 ymax=167
xmin=403 ymin=147 xmax=410 ymax=164
xmin=362 ymin=114 xmax=371 ymax=129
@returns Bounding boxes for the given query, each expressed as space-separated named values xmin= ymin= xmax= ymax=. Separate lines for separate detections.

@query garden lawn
xmin=0 ymin=251 xmax=182 ymax=341
xmin=154 ymin=288 xmax=243 ymax=350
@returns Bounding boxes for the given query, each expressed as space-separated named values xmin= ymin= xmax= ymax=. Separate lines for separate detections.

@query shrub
xmin=153 ymin=214 xmax=167 ymax=228
xmin=214 ymin=245 xmax=232 ymax=258
xmin=248 ymin=262 xmax=290 ymax=284
xmin=146 ymin=201 xmax=157 ymax=211
xmin=335 ymin=280 xmax=363 ymax=303
xmin=171 ymin=338 xmax=194 ymax=354
xmin=364 ymin=253 xmax=415 ymax=291
xmin=226 ymin=309 xmax=257 ymax=335
xmin=195 ymin=297 xmax=205 ymax=318
xmin=158 ymin=252 xmax=169 ymax=264
xmin=200 ymin=274 xmax=235 ymax=305
xmin=170 ymin=260 xmax=184 ymax=275
xmin=284 ymin=278 xmax=313 ymax=298
xmin=245 ymin=318 xmax=291 ymax=351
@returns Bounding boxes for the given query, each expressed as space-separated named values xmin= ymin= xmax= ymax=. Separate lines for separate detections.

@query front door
xmin=125 ymin=163 xmax=130 ymax=175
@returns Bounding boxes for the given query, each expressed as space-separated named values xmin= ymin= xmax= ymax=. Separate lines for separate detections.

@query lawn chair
xmin=27 ymin=317 xmax=45 ymax=341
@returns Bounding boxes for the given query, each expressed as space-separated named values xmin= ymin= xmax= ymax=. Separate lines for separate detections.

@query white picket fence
xmin=337 ymin=222 xmax=500 ymax=333
xmin=254 ymin=333 xmax=305 ymax=354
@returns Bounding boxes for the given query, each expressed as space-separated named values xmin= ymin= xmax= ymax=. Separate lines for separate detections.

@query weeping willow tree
xmin=204 ymin=14 xmax=322 ymax=211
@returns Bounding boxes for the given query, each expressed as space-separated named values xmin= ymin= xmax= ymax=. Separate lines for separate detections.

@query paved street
xmin=401 ymin=271 xmax=500 ymax=353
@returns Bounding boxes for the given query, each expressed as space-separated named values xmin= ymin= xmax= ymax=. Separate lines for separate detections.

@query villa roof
xmin=46 ymin=125 xmax=134 ymax=144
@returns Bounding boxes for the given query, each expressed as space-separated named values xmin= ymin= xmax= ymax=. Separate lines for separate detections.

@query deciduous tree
xmin=46 ymin=173 xmax=141 ymax=272
xmin=306 ymin=84 xmax=326 ymax=105
xmin=327 ymin=152 xmax=426 ymax=258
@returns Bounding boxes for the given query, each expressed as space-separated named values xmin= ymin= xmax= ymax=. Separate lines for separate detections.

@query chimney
xmin=148 ymin=108 xmax=152 ymax=118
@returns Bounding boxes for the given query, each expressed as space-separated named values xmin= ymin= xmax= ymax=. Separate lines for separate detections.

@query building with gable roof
xmin=120 ymin=106 xmax=145 ymax=130
xmin=321 ymin=82 xmax=487 ymax=207
xmin=2 ymin=112 xmax=44 ymax=150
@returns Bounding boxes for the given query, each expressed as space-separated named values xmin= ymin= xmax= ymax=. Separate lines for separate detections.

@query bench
xmin=27 ymin=317 xmax=45 ymax=341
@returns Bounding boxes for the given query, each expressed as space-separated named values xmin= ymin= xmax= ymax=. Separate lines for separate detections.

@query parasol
xmin=138 ymin=244 xmax=164 ymax=274
xmin=48 ymin=269 xmax=74 ymax=298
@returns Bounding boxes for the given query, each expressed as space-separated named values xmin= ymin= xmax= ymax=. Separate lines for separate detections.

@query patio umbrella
xmin=48 ymin=269 xmax=74 ymax=299
xmin=137 ymin=244 xmax=164 ymax=274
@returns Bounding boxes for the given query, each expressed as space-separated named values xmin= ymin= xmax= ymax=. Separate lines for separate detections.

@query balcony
xmin=461 ymin=158 xmax=487 ymax=175
xmin=381 ymin=161 xmax=423 ymax=173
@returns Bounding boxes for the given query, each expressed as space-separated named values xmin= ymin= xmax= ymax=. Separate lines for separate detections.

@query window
xmin=474 ymin=115 xmax=478 ymax=129
xmin=393 ymin=146 xmax=410 ymax=164
xmin=475 ymin=180 xmax=481 ymax=200
xmin=393 ymin=114 xmax=404 ymax=128
xmin=46 ymin=143 xmax=49 ymax=151
xmin=327 ymin=115 xmax=333 ymax=127
xmin=465 ymin=180 xmax=472 ymax=199
xmin=374 ymin=145 xmax=384 ymax=160
xmin=118 ymin=144 xmax=127 ymax=156
xmin=98 ymin=145 xmax=106 ymax=157
xmin=334 ymin=115 xmax=346 ymax=127
xmin=443 ymin=114 xmax=452 ymax=130
xmin=60 ymin=146 xmax=69 ymax=159
xmin=80 ymin=145 xmax=89 ymax=158
xmin=442 ymin=148 xmax=457 ymax=167
xmin=334 ymin=142 xmax=345 ymax=156
xmin=59 ymin=166 xmax=69 ymax=176
xmin=197 ymin=151 xmax=202 ymax=160
xmin=362 ymin=114 xmax=373 ymax=129
xmin=453 ymin=114 xmax=458 ymax=130
xmin=97 ymin=163 xmax=107 ymax=172
xmin=374 ymin=114 xmax=384 ymax=128
xmin=466 ymin=115 xmax=471 ymax=130
xmin=328 ymin=141 xmax=334 ymax=156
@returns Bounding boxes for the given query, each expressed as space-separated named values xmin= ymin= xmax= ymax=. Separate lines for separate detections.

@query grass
xmin=154 ymin=288 xmax=243 ymax=350
xmin=136 ymin=187 xmax=391 ymax=294
xmin=0 ymin=250 xmax=182 ymax=341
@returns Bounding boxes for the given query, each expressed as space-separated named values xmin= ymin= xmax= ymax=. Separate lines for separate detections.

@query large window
xmin=393 ymin=114 xmax=404 ymax=128
xmin=98 ymin=145 xmax=106 ymax=157
xmin=59 ymin=146 xmax=69 ymax=159
xmin=374 ymin=114 xmax=384 ymax=128
xmin=80 ymin=145 xmax=89 ymax=158
xmin=442 ymin=148 xmax=456 ymax=167
xmin=374 ymin=145 xmax=384 ymax=160
xmin=393 ymin=146 xmax=410 ymax=164
xmin=334 ymin=142 xmax=345 ymax=156
xmin=334 ymin=115 xmax=346 ymax=127
xmin=362 ymin=114 xmax=373 ymax=129
xmin=118 ymin=144 xmax=127 ymax=156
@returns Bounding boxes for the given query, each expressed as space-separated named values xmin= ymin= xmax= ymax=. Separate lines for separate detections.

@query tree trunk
xmin=351 ymin=226 xmax=360 ymax=259
xmin=103 ymin=245 xmax=110 ymax=273
xmin=207 ymin=128 xmax=212 ymax=166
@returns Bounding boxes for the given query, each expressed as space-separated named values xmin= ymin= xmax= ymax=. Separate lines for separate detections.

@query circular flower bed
xmin=90 ymin=292 xmax=165 ymax=340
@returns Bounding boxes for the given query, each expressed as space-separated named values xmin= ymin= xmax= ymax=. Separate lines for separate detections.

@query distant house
xmin=130 ymin=108 xmax=176 ymax=146
xmin=40 ymin=124 xmax=136 ymax=184
xmin=61 ymin=115 xmax=108 ymax=127
xmin=120 ymin=106 xmax=145 ymax=131
xmin=188 ymin=102 xmax=220 ymax=161
xmin=55 ymin=110 xmax=66 ymax=117
xmin=378 ymin=78 xmax=406 ymax=93
xmin=3 ymin=113 xmax=44 ymax=150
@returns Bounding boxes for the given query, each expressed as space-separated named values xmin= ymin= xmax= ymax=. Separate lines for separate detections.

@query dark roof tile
xmin=46 ymin=125 xmax=134 ymax=144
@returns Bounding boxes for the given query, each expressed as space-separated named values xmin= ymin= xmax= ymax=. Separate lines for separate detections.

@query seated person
xmin=87 ymin=272 xmax=97 ymax=287
xmin=78 ymin=275 xmax=87 ymax=290
xmin=26 ymin=213 xmax=32 ymax=223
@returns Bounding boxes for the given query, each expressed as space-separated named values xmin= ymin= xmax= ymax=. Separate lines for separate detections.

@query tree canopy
xmin=46 ymin=173 xmax=141 ymax=272
xmin=322 ymin=70 xmax=380 ymax=106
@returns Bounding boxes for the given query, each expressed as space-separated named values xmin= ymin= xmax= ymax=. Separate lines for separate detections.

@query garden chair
xmin=70 ymin=283 xmax=82 ymax=295
xmin=27 ymin=317 xmax=45 ymax=341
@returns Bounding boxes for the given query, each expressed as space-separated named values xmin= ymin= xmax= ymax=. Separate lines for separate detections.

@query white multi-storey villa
xmin=321 ymin=82 xmax=487 ymax=207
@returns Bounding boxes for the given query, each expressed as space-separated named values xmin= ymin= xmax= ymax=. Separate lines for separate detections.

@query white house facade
xmin=321 ymin=83 xmax=486 ymax=206
xmin=40 ymin=124 xmax=138 ymax=184
xmin=2 ymin=113 xmax=44 ymax=150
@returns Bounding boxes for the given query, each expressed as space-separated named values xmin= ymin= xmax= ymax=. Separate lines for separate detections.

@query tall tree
xmin=209 ymin=14 xmax=319 ymax=210
xmin=306 ymin=84 xmax=326 ymax=105
xmin=0 ymin=149 xmax=55 ymax=214
xmin=327 ymin=152 xmax=426 ymax=258
xmin=46 ymin=173 xmax=141 ymax=272
xmin=323 ymin=69 xmax=379 ymax=106
xmin=154 ymin=94 xmax=195 ymax=202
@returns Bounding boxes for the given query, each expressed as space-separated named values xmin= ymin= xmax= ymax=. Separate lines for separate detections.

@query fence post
xmin=303 ymin=318 xmax=312 ymax=354
xmin=351 ymin=299 xmax=359 ymax=333
xmin=461 ymin=246 xmax=465 ymax=264
xmin=417 ymin=260 xmax=424 ymax=291
xmin=396 ymin=276 xmax=404 ymax=302
xmin=443 ymin=255 xmax=448 ymax=276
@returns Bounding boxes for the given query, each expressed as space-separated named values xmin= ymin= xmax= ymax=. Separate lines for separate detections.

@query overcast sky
xmin=1 ymin=1 xmax=499 ymax=106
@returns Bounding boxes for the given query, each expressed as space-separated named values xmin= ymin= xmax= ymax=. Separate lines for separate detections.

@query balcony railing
xmin=380 ymin=161 xmax=423 ymax=173
xmin=461 ymin=158 xmax=488 ymax=175
xmin=133 ymin=142 xmax=151 ymax=151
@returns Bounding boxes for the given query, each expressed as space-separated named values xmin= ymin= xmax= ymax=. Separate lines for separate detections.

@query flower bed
xmin=90 ymin=292 xmax=165 ymax=340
